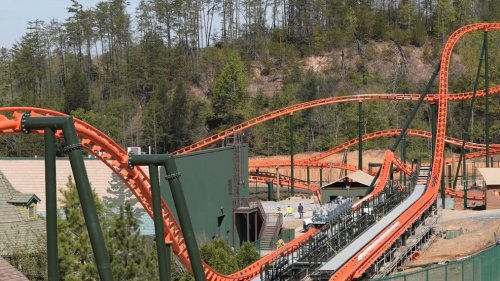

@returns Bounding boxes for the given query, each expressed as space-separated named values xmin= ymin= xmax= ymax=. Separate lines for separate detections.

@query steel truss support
xmin=128 ymin=154 xmax=206 ymax=281
xmin=23 ymin=115 xmax=113 ymax=281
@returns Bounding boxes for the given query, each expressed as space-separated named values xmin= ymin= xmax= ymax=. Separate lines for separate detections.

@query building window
xmin=28 ymin=205 xmax=35 ymax=219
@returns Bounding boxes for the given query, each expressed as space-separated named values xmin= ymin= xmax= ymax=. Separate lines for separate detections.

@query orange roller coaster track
xmin=248 ymin=128 xmax=499 ymax=169
xmin=0 ymin=107 xmax=398 ymax=281
xmin=0 ymin=25 xmax=495 ymax=281
xmin=174 ymin=87 xmax=500 ymax=155
xmin=329 ymin=23 xmax=500 ymax=281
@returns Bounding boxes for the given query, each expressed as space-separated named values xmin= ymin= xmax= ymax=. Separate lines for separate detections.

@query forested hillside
xmin=0 ymin=0 xmax=499 ymax=159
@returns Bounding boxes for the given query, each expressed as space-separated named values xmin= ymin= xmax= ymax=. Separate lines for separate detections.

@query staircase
xmin=260 ymin=213 xmax=283 ymax=250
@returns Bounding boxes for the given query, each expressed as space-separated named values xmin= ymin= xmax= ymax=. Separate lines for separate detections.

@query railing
xmin=261 ymin=180 xmax=414 ymax=281
xmin=262 ymin=213 xmax=283 ymax=250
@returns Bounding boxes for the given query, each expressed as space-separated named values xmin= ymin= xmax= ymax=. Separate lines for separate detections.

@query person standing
xmin=286 ymin=205 xmax=293 ymax=217
xmin=298 ymin=203 xmax=304 ymax=219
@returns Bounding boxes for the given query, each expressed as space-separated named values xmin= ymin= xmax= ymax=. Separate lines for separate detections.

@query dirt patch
xmin=403 ymin=217 xmax=500 ymax=269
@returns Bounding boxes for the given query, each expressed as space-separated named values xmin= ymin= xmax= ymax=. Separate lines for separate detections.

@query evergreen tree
xmin=236 ymin=241 xmax=260 ymax=268
xmin=107 ymin=201 xmax=149 ymax=280
xmin=200 ymin=238 xmax=239 ymax=274
xmin=58 ymin=176 xmax=103 ymax=281
xmin=208 ymin=51 xmax=249 ymax=130
xmin=64 ymin=63 xmax=90 ymax=113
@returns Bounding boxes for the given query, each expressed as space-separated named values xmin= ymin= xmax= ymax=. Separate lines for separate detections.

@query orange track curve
xmin=174 ymin=87 xmax=500 ymax=156
xmin=0 ymin=107 xmax=399 ymax=280
xmin=329 ymin=23 xmax=500 ymax=281
xmin=0 ymin=107 xmax=416 ymax=281
xmin=248 ymin=128 xmax=500 ymax=168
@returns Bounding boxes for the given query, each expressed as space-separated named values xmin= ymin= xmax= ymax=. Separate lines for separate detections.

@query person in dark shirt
xmin=298 ymin=203 xmax=304 ymax=219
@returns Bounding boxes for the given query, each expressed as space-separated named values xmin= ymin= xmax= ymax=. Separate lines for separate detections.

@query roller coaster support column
xmin=130 ymin=158 xmax=170 ymax=281
xmin=454 ymin=41 xmax=485 ymax=189
xmin=320 ymin=168 xmax=323 ymax=187
xmin=390 ymin=62 xmax=440 ymax=153
xmin=402 ymin=134 xmax=406 ymax=186
xmin=267 ymin=180 xmax=274 ymax=201
xmin=484 ymin=31 xmax=490 ymax=167
xmin=164 ymin=155 xmax=207 ymax=281
xmin=22 ymin=115 xmax=113 ymax=281
xmin=441 ymin=162 xmax=446 ymax=209
xmin=358 ymin=101 xmax=363 ymax=170
xmin=44 ymin=128 xmax=59 ymax=281
xmin=289 ymin=113 xmax=295 ymax=196
xmin=463 ymin=150 xmax=468 ymax=209
xmin=276 ymin=167 xmax=280 ymax=200
xmin=431 ymin=102 xmax=437 ymax=164
xmin=307 ymin=166 xmax=310 ymax=194
xmin=366 ymin=62 xmax=440 ymax=191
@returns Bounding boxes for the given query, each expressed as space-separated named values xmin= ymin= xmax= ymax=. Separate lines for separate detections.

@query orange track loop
xmin=174 ymin=87 xmax=500 ymax=156
xmin=329 ymin=23 xmax=500 ymax=281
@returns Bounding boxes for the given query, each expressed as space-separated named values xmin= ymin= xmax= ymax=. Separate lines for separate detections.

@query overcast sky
xmin=0 ymin=0 xmax=140 ymax=49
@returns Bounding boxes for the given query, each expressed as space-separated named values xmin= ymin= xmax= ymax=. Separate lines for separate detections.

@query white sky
xmin=0 ymin=0 xmax=140 ymax=49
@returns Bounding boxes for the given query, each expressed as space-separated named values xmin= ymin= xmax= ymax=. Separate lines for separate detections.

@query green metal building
xmin=160 ymin=144 xmax=263 ymax=248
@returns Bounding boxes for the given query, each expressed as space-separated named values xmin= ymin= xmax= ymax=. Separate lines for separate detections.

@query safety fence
xmin=372 ymin=245 xmax=500 ymax=281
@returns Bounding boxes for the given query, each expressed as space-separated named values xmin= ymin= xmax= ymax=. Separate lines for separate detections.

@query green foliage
xmin=200 ymin=238 xmax=260 ymax=275
xmin=236 ymin=242 xmax=260 ymax=268
xmin=208 ymin=51 xmax=249 ymax=130
xmin=58 ymin=176 xmax=102 ymax=280
xmin=200 ymin=238 xmax=239 ymax=274
xmin=3 ymin=230 xmax=47 ymax=280
xmin=64 ymin=63 xmax=90 ymax=113
xmin=107 ymin=202 xmax=151 ymax=280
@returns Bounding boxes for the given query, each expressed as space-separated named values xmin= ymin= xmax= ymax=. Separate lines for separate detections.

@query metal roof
xmin=321 ymin=170 xmax=375 ymax=189
xmin=478 ymin=168 xmax=500 ymax=186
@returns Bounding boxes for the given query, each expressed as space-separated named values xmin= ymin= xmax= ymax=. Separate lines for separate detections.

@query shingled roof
xmin=0 ymin=256 xmax=28 ymax=281
xmin=0 ymin=170 xmax=45 ymax=256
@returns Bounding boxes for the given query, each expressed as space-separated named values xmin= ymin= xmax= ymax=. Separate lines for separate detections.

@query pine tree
xmin=209 ymin=51 xmax=249 ymax=130
xmin=107 ymin=201 xmax=149 ymax=280
xmin=58 ymin=176 xmax=103 ymax=281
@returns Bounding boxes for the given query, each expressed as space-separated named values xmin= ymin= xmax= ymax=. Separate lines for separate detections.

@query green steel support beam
xmin=166 ymin=243 xmax=172 ymax=280
xmin=463 ymin=150 xmax=468 ymax=209
xmin=23 ymin=115 xmax=113 ymax=281
xmin=149 ymin=163 xmax=170 ymax=281
xmin=454 ymin=42 xmax=485 ymax=189
xmin=129 ymin=154 xmax=206 ymax=281
xmin=484 ymin=31 xmax=490 ymax=167
xmin=319 ymin=168 xmax=323 ymax=187
xmin=128 ymin=155 xmax=170 ymax=281
xmin=289 ymin=113 xmax=294 ymax=196
xmin=366 ymin=62 xmax=440 ymax=192
xmin=390 ymin=62 xmax=440 ymax=153
xmin=267 ymin=180 xmax=273 ymax=201
xmin=441 ymin=163 xmax=445 ymax=209
xmin=307 ymin=166 xmax=310 ymax=195
xmin=44 ymin=128 xmax=59 ymax=281
xmin=358 ymin=102 xmax=363 ymax=171
xmin=163 ymin=156 xmax=207 ymax=281
xmin=402 ymin=134 xmax=406 ymax=186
